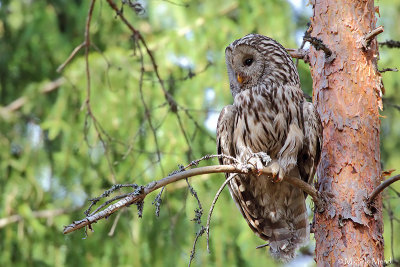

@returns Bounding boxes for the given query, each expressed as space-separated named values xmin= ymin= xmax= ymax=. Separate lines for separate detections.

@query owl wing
xmin=216 ymin=105 xmax=237 ymax=167
xmin=216 ymin=105 xmax=269 ymax=239
xmin=298 ymin=101 xmax=323 ymax=187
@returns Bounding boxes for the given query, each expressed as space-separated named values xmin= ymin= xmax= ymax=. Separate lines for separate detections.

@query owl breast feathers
xmin=216 ymin=34 xmax=322 ymax=261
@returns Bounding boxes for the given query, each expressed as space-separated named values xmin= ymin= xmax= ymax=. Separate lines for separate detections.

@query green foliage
xmin=0 ymin=0 xmax=399 ymax=266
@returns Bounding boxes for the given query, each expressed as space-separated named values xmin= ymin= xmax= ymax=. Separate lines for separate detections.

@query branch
xmin=106 ymin=0 xmax=178 ymax=112
xmin=379 ymin=40 xmax=400 ymax=49
xmin=287 ymin=48 xmax=309 ymax=63
xmin=367 ymin=174 xmax=400 ymax=205
xmin=0 ymin=78 xmax=65 ymax=119
xmin=361 ymin=25 xmax=384 ymax=49
xmin=56 ymin=42 xmax=86 ymax=73
xmin=304 ymin=36 xmax=334 ymax=60
xmin=379 ymin=67 xmax=398 ymax=73
xmin=63 ymin=162 xmax=323 ymax=234
xmin=206 ymin=173 xmax=238 ymax=252
xmin=0 ymin=208 xmax=71 ymax=228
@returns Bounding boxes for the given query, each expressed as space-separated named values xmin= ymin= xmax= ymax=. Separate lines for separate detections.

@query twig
xmin=367 ymin=174 xmax=400 ymax=205
xmin=295 ymin=23 xmax=311 ymax=67
xmin=0 ymin=208 xmax=71 ymax=228
xmin=57 ymin=42 xmax=86 ymax=73
xmin=186 ymin=179 xmax=203 ymax=224
xmin=256 ymin=243 xmax=269 ymax=249
xmin=63 ymin=162 xmax=322 ymax=234
xmin=175 ymin=111 xmax=194 ymax=159
xmin=188 ymin=226 xmax=206 ymax=267
xmin=83 ymin=0 xmax=117 ymax=183
xmin=137 ymin=40 xmax=164 ymax=174
xmin=106 ymin=0 xmax=178 ymax=112
xmin=287 ymin=48 xmax=309 ymax=62
xmin=304 ymin=36 xmax=333 ymax=59
xmin=361 ymin=25 xmax=384 ymax=49
xmin=379 ymin=68 xmax=398 ymax=73
xmin=206 ymin=173 xmax=237 ymax=252
xmin=0 ymin=78 xmax=65 ymax=118
xmin=383 ymin=98 xmax=400 ymax=112
xmin=152 ymin=186 xmax=165 ymax=217
xmin=108 ymin=211 xmax=122 ymax=236
xmin=179 ymin=106 xmax=215 ymax=141
xmin=379 ymin=40 xmax=400 ymax=49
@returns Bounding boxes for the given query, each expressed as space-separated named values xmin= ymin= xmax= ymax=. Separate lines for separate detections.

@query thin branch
xmin=367 ymin=174 xmax=400 ymax=205
xmin=188 ymin=226 xmax=206 ymax=267
xmin=304 ymin=36 xmax=333 ymax=60
xmin=106 ymin=0 xmax=178 ymax=112
xmin=379 ymin=68 xmax=398 ymax=73
xmin=63 ymin=161 xmax=322 ymax=234
xmin=186 ymin=178 xmax=203 ymax=224
xmin=295 ymin=23 xmax=311 ymax=67
xmin=83 ymin=0 xmax=117 ymax=183
xmin=137 ymin=40 xmax=164 ymax=174
xmin=206 ymin=173 xmax=237 ymax=252
xmin=362 ymin=25 xmax=384 ymax=49
xmin=175 ymin=111 xmax=194 ymax=159
xmin=379 ymin=40 xmax=400 ymax=49
xmin=287 ymin=48 xmax=309 ymax=62
xmin=84 ymin=0 xmax=95 ymax=104
xmin=0 ymin=78 xmax=65 ymax=118
xmin=179 ymin=106 xmax=215 ymax=141
xmin=108 ymin=211 xmax=122 ymax=236
xmin=57 ymin=42 xmax=86 ymax=73
xmin=0 ymin=208 xmax=71 ymax=228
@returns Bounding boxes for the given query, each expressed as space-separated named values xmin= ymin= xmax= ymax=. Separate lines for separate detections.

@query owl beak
xmin=237 ymin=74 xmax=244 ymax=84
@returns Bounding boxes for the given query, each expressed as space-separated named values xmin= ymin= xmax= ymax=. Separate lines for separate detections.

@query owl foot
xmin=269 ymin=161 xmax=284 ymax=183
xmin=248 ymin=152 xmax=271 ymax=175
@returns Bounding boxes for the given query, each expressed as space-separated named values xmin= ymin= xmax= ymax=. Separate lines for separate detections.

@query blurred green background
xmin=1 ymin=0 xmax=399 ymax=266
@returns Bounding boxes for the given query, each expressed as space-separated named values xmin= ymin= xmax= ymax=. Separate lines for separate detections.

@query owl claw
xmin=269 ymin=162 xmax=284 ymax=183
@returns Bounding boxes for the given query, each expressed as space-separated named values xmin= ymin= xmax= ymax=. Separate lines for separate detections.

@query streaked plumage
xmin=216 ymin=34 xmax=322 ymax=261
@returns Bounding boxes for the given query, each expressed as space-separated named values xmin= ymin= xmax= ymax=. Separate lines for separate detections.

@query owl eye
xmin=243 ymin=58 xmax=254 ymax=66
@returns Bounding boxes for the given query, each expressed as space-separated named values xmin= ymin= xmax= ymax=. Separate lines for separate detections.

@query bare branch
xmin=287 ymin=48 xmax=309 ymax=63
xmin=106 ymin=0 xmax=178 ymax=112
xmin=63 ymin=161 xmax=323 ymax=234
xmin=379 ymin=67 xmax=398 ymax=73
xmin=57 ymin=42 xmax=86 ymax=73
xmin=206 ymin=173 xmax=237 ymax=252
xmin=304 ymin=36 xmax=334 ymax=60
xmin=0 ymin=208 xmax=71 ymax=228
xmin=361 ymin=26 xmax=384 ymax=49
xmin=367 ymin=174 xmax=400 ymax=205
xmin=0 ymin=78 xmax=65 ymax=119
xmin=188 ymin=226 xmax=206 ymax=267
xmin=380 ymin=40 xmax=400 ymax=49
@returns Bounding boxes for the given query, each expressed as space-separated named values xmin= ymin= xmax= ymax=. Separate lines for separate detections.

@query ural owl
xmin=216 ymin=34 xmax=322 ymax=261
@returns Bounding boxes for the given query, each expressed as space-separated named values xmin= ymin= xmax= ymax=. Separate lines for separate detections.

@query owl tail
xmin=267 ymin=189 xmax=309 ymax=262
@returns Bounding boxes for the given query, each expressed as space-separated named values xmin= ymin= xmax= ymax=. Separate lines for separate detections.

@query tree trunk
xmin=309 ymin=0 xmax=384 ymax=265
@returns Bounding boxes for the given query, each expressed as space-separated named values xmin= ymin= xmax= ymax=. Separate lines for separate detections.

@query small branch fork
xmin=63 ymin=157 xmax=323 ymax=235
xmin=286 ymin=27 xmax=333 ymax=62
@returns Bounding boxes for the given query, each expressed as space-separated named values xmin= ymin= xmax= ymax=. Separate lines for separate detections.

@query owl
xmin=216 ymin=34 xmax=322 ymax=261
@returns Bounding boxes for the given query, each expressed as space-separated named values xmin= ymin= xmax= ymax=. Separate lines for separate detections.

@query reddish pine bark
xmin=309 ymin=0 xmax=384 ymax=265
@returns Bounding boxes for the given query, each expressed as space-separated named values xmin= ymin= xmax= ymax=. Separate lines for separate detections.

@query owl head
xmin=225 ymin=34 xmax=299 ymax=97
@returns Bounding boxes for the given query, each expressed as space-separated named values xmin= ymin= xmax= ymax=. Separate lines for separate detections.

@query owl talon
xmin=269 ymin=162 xmax=284 ymax=183
xmin=272 ymin=173 xmax=283 ymax=183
